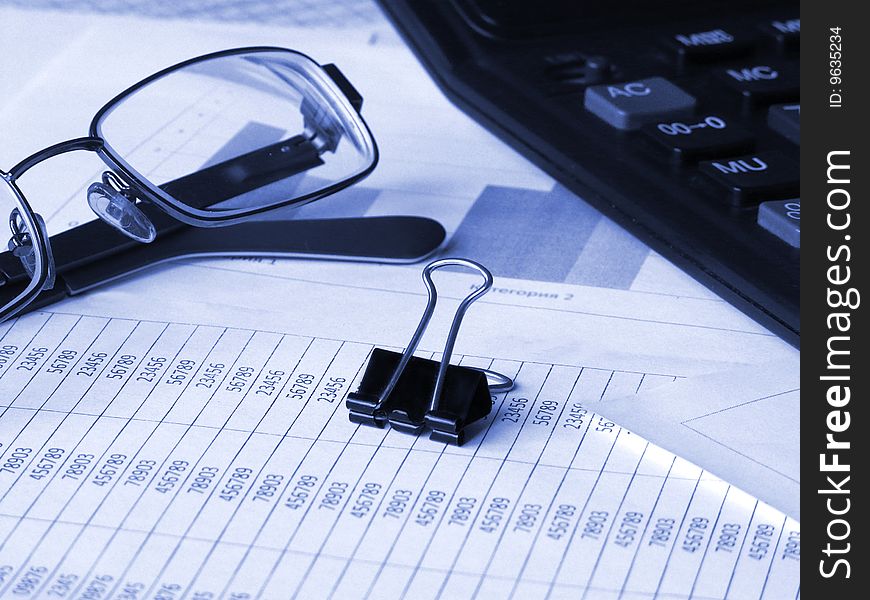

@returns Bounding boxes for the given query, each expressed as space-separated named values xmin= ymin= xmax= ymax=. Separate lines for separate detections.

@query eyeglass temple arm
xmin=64 ymin=215 xmax=444 ymax=289
xmin=2 ymin=210 xmax=446 ymax=316
xmin=160 ymin=134 xmax=324 ymax=211
xmin=14 ymin=214 xmax=445 ymax=315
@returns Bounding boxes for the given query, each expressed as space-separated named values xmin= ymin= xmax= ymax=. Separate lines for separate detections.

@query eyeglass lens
xmin=96 ymin=50 xmax=376 ymax=220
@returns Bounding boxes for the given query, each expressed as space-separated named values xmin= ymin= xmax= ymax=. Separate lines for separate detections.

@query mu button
xmin=700 ymin=151 xmax=798 ymax=205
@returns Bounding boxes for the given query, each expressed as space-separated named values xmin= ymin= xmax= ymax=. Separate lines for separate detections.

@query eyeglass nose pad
xmin=87 ymin=181 xmax=156 ymax=243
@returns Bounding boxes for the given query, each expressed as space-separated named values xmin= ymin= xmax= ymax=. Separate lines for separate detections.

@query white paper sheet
xmin=0 ymin=259 xmax=800 ymax=599
xmin=594 ymin=360 xmax=800 ymax=521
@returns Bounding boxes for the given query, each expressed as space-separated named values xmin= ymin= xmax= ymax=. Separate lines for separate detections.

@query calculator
xmin=379 ymin=0 xmax=800 ymax=347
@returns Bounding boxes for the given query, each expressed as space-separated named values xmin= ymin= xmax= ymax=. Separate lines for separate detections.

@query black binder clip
xmin=346 ymin=258 xmax=514 ymax=445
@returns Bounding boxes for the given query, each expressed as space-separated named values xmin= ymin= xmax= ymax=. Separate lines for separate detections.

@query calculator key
xmin=644 ymin=114 xmax=753 ymax=161
xmin=767 ymin=103 xmax=800 ymax=143
xmin=718 ymin=61 xmax=799 ymax=106
xmin=761 ymin=18 xmax=800 ymax=52
xmin=545 ymin=54 xmax=613 ymax=86
xmin=584 ymin=77 xmax=696 ymax=130
xmin=664 ymin=27 xmax=753 ymax=63
xmin=699 ymin=151 xmax=798 ymax=205
xmin=758 ymin=199 xmax=800 ymax=247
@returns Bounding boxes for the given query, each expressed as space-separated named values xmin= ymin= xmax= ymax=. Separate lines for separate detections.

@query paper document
xmin=0 ymin=260 xmax=799 ymax=599
xmin=595 ymin=360 xmax=800 ymax=521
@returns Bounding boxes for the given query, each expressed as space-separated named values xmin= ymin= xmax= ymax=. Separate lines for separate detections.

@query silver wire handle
xmin=479 ymin=369 xmax=514 ymax=394
xmin=378 ymin=258 xmax=508 ymax=410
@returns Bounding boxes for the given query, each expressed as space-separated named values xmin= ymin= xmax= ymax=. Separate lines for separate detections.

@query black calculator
xmin=379 ymin=0 xmax=800 ymax=347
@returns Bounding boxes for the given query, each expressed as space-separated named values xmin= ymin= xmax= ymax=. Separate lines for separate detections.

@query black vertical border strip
xmin=802 ymin=0 xmax=868 ymax=596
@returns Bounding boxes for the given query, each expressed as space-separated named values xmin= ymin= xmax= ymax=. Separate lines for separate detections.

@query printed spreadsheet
xmin=0 ymin=312 xmax=799 ymax=599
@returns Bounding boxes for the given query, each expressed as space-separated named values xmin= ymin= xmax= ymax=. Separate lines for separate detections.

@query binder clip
xmin=346 ymin=258 xmax=514 ymax=445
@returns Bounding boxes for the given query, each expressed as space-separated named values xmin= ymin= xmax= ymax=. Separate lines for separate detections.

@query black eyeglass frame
xmin=0 ymin=46 xmax=383 ymax=323
xmin=7 ymin=46 xmax=380 ymax=227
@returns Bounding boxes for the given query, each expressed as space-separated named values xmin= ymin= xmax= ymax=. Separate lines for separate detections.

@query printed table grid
xmin=0 ymin=313 xmax=799 ymax=599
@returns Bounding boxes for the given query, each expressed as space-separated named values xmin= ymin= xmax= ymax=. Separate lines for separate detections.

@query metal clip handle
xmin=378 ymin=258 xmax=495 ymax=410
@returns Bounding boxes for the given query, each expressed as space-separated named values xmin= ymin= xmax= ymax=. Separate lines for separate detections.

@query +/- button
xmin=584 ymin=77 xmax=696 ymax=130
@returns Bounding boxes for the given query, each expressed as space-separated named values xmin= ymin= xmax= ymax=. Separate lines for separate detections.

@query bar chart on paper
xmin=0 ymin=311 xmax=798 ymax=599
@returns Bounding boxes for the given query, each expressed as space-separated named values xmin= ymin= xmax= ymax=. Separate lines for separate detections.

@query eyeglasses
xmin=0 ymin=46 xmax=385 ymax=324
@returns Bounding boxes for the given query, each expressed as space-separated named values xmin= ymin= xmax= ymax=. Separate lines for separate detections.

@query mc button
xmin=718 ymin=61 xmax=799 ymax=107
